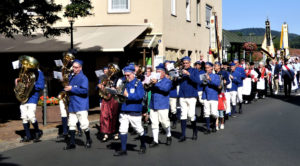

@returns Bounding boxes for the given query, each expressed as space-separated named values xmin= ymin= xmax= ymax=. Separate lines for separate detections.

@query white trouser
xmin=225 ymin=92 xmax=231 ymax=114
xmin=180 ymin=98 xmax=197 ymax=121
xmin=230 ymin=91 xmax=237 ymax=106
xmin=237 ymin=87 xmax=243 ymax=103
xmin=68 ymin=111 xmax=89 ymax=131
xmin=119 ymin=113 xmax=144 ymax=135
xmin=169 ymin=98 xmax=177 ymax=114
xmin=198 ymin=91 xmax=204 ymax=104
xmin=59 ymin=100 xmax=67 ymax=118
xmin=20 ymin=103 xmax=37 ymax=124
xmin=150 ymin=109 xmax=170 ymax=129
xmin=203 ymin=100 xmax=219 ymax=118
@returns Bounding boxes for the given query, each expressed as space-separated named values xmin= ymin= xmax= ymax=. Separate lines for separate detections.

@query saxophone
xmin=14 ymin=56 xmax=39 ymax=104
xmin=57 ymin=52 xmax=75 ymax=111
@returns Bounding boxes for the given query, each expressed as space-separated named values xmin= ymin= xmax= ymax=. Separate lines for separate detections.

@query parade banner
xmin=280 ymin=23 xmax=289 ymax=56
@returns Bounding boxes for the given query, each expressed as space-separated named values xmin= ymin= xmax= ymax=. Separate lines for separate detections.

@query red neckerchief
xmin=260 ymin=67 xmax=266 ymax=79
xmin=246 ymin=69 xmax=251 ymax=77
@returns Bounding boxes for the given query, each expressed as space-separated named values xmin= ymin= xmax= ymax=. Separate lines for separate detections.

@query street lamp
xmin=67 ymin=17 xmax=75 ymax=50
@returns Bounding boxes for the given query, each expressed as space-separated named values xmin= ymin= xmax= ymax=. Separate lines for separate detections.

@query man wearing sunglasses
xmin=114 ymin=65 xmax=146 ymax=156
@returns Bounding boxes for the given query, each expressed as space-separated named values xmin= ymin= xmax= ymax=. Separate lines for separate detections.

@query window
xmin=186 ymin=0 xmax=191 ymax=22
xmin=171 ymin=0 xmax=176 ymax=16
xmin=196 ymin=0 xmax=201 ymax=25
xmin=108 ymin=0 xmax=130 ymax=13
xmin=206 ymin=5 xmax=212 ymax=27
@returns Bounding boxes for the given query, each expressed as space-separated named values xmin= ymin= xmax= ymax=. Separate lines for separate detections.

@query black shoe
xmin=204 ymin=129 xmax=211 ymax=135
xmin=166 ymin=137 xmax=172 ymax=145
xmin=171 ymin=122 xmax=177 ymax=129
xmin=85 ymin=140 xmax=92 ymax=148
xmin=178 ymin=136 xmax=186 ymax=142
xmin=34 ymin=131 xmax=43 ymax=142
xmin=139 ymin=146 xmax=146 ymax=154
xmin=149 ymin=142 xmax=159 ymax=148
xmin=63 ymin=144 xmax=76 ymax=150
xmin=114 ymin=150 xmax=127 ymax=156
xmin=143 ymin=125 xmax=148 ymax=134
xmin=212 ymin=128 xmax=217 ymax=133
xmin=20 ymin=136 xmax=31 ymax=143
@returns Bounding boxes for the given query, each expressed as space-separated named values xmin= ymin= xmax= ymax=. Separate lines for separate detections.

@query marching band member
xmin=98 ymin=65 xmax=120 ymax=142
xmin=15 ymin=67 xmax=45 ymax=142
xmin=257 ymin=62 xmax=269 ymax=99
xmin=243 ymin=63 xmax=258 ymax=104
xmin=195 ymin=61 xmax=205 ymax=121
xmin=149 ymin=63 xmax=172 ymax=147
xmin=228 ymin=63 xmax=242 ymax=117
xmin=63 ymin=59 xmax=92 ymax=150
xmin=165 ymin=61 xmax=179 ymax=129
xmin=272 ymin=59 xmax=281 ymax=95
xmin=202 ymin=62 xmax=220 ymax=133
xmin=178 ymin=56 xmax=200 ymax=142
xmin=234 ymin=59 xmax=246 ymax=114
xmin=214 ymin=62 xmax=230 ymax=130
xmin=114 ymin=65 xmax=146 ymax=156
xmin=281 ymin=59 xmax=295 ymax=97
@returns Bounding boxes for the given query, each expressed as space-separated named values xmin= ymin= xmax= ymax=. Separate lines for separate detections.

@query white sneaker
xmin=216 ymin=126 xmax=219 ymax=131
xmin=274 ymin=91 xmax=278 ymax=95
xmin=220 ymin=124 xmax=224 ymax=129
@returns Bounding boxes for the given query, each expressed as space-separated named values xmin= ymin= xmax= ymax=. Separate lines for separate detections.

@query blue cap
xmin=103 ymin=67 xmax=108 ymax=70
xmin=123 ymin=65 xmax=135 ymax=73
xmin=181 ymin=56 xmax=191 ymax=61
xmin=229 ymin=62 xmax=236 ymax=66
xmin=214 ymin=62 xmax=221 ymax=66
xmin=233 ymin=58 xmax=239 ymax=62
xmin=164 ymin=60 xmax=170 ymax=63
xmin=156 ymin=63 xmax=166 ymax=71
xmin=205 ymin=62 xmax=213 ymax=67
xmin=73 ymin=59 xmax=83 ymax=66
xmin=194 ymin=61 xmax=201 ymax=65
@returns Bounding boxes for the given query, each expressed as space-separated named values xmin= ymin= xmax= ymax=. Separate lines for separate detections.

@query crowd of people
xmin=15 ymin=55 xmax=300 ymax=156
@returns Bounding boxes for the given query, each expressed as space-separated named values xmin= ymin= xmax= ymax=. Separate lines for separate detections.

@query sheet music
xmin=54 ymin=60 xmax=63 ymax=67
xmin=95 ymin=69 xmax=104 ymax=78
xmin=53 ymin=71 xmax=63 ymax=80
xmin=166 ymin=63 xmax=175 ymax=71
xmin=12 ymin=60 xmax=21 ymax=69
xmin=150 ymin=72 xmax=161 ymax=80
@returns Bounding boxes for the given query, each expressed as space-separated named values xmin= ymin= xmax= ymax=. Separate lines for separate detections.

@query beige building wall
xmin=162 ymin=0 xmax=222 ymax=63
xmin=54 ymin=0 xmax=222 ymax=64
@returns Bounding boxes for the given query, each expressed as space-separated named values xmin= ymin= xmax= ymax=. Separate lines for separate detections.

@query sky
xmin=223 ymin=0 xmax=300 ymax=35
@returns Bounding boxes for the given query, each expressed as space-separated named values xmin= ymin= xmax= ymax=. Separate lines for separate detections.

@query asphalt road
xmin=1 ymin=95 xmax=300 ymax=166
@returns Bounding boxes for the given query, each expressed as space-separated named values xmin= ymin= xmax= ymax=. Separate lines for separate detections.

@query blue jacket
xmin=197 ymin=70 xmax=205 ymax=91
xmin=27 ymin=70 xmax=45 ymax=104
xmin=216 ymin=70 xmax=230 ymax=86
xmin=68 ymin=71 xmax=89 ymax=112
xmin=236 ymin=66 xmax=246 ymax=87
xmin=228 ymin=70 xmax=242 ymax=92
xmin=178 ymin=67 xmax=200 ymax=98
xmin=121 ymin=78 xmax=144 ymax=112
xmin=149 ymin=77 xmax=172 ymax=110
xmin=169 ymin=79 xmax=178 ymax=98
xmin=201 ymin=73 xmax=220 ymax=101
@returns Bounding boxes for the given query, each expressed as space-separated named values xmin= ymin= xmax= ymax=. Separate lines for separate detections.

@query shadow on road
xmin=269 ymin=94 xmax=300 ymax=107
xmin=0 ymin=155 xmax=19 ymax=166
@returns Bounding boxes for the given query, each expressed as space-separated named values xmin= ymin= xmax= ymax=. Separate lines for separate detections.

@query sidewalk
xmin=0 ymin=107 xmax=100 ymax=152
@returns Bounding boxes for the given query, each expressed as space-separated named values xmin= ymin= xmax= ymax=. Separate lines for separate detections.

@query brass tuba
xmin=57 ymin=52 xmax=75 ymax=110
xmin=14 ymin=56 xmax=39 ymax=104
xmin=99 ymin=64 xmax=127 ymax=103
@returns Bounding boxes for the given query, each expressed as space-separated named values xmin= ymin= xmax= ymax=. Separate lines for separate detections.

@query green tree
xmin=64 ymin=0 xmax=93 ymax=19
xmin=0 ymin=0 xmax=65 ymax=38
xmin=0 ymin=0 xmax=93 ymax=38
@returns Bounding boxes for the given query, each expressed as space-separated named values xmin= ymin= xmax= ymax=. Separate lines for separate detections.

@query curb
xmin=0 ymin=120 xmax=99 ymax=153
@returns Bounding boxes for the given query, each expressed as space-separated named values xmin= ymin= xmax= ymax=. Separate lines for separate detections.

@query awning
xmin=129 ymin=34 xmax=162 ymax=49
xmin=0 ymin=25 xmax=149 ymax=53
